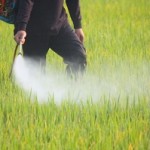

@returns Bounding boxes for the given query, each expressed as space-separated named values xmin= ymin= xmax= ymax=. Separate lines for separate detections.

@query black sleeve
xmin=66 ymin=0 xmax=82 ymax=29
xmin=15 ymin=0 xmax=34 ymax=32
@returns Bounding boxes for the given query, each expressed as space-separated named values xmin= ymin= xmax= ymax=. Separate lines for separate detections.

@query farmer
xmin=14 ymin=0 xmax=87 ymax=78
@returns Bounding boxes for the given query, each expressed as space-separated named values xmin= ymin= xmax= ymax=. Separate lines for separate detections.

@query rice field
xmin=0 ymin=0 xmax=150 ymax=149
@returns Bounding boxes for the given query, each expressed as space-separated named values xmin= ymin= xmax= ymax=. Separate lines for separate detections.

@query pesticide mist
xmin=13 ymin=55 xmax=150 ymax=104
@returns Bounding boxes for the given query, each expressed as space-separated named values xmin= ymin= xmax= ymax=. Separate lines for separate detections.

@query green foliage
xmin=0 ymin=0 xmax=150 ymax=149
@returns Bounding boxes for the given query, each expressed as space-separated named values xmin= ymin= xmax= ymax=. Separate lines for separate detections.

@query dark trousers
xmin=23 ymin=23 xmax=87 ymax=76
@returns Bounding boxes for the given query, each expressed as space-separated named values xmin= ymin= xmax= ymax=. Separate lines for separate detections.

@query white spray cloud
xmin=13 ymin=55 xmax=150 ymax=104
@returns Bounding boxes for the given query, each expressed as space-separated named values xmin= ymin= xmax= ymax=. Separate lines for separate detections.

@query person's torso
xmin=28 ymin=0 xmax=67 ymax=35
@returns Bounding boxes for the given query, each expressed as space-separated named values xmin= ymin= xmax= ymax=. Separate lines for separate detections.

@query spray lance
xmin=9 ymin=44 xmax=23 ymax=78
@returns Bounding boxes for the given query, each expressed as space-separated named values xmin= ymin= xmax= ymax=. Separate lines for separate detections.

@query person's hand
xmin=75 ymin=28 xmax=85 ymax=43
xmin=14 ymin=30 xmax=27 ymax=44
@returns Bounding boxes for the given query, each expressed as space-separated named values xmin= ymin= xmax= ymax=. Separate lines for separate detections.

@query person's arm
xmin=15 ymin=0 xmax=34 ymax=31
xmin=66 ymin=0 xmax=84 ymax=43
xmin=66 ymin=0 xmax=81 ymax=29
xmin=14 ymin=0 xmax=34 ymax=44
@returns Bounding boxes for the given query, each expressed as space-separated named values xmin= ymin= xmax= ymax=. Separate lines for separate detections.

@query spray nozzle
xmin=18 ymin=44 xmax=23 ymax=56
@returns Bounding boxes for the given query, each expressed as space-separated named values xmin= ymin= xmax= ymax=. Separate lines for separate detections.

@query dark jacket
xmin=14 ymin=0 xmax=82 ymax=35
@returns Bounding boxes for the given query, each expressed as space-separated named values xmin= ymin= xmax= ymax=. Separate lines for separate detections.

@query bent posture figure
xmin=14 ymin=0 xmax=87 ymax=78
